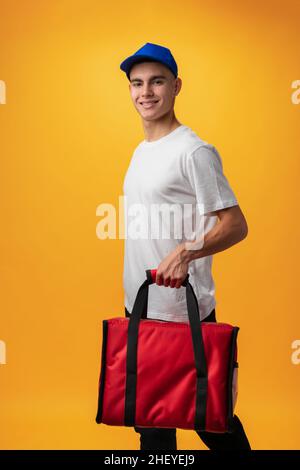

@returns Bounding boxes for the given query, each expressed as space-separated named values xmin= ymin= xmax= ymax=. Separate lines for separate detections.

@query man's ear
xmin=175 ymin=77 xmax=182 ymax=96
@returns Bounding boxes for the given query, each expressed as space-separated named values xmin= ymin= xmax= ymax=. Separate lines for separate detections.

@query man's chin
xmin=140 ymin=114 xmax=160 ymax=122
xmin=137 ymin=106 xmax=171 ymax=122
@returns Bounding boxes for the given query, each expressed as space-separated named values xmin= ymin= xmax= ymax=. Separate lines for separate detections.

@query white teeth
xmin=141 ymin=101 xmax=158 ymax=108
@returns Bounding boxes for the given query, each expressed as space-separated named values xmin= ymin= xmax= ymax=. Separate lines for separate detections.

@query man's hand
xmin=155 ymin=205 xmax=248 ymax=288
xmin=156 ymin=244 xmax=190 ymax=288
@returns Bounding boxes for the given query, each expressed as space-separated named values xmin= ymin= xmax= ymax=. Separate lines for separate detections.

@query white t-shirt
xmin=123 ymin=124 xmax=238 ymax=322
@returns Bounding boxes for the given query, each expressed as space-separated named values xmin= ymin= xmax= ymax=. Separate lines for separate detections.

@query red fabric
xmin=99 ymin=318 xmax=237 ymax=432
xmin=150 ymin=269 xmax=157 ymax=283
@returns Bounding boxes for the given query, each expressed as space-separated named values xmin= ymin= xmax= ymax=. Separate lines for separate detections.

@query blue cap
xmin=120 ymin=42 xmax=178 ymax=80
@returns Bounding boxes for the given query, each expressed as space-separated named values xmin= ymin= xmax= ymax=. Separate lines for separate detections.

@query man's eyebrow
xmin=130 ymin=75 xmax=167 ymax=83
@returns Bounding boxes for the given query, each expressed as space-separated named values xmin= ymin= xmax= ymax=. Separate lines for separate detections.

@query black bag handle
xmin=124 ymin=269 xmax=208 ymax=430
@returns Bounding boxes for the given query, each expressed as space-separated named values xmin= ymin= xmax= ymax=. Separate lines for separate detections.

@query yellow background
xmin=0 ymin=0 xmax=300 ymax=450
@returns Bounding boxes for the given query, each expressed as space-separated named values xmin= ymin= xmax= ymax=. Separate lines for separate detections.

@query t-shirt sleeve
xmin=185 ymin=144 xmax=238 ymax=215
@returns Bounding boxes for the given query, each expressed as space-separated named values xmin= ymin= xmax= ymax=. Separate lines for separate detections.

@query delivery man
xmin=120 ymin=42 xmax=251 ymax=450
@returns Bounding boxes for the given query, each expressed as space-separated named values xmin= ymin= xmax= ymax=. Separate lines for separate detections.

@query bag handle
xmin=145 ymin=268 xmax=190 ymax=288
xmin=124 ymin=269 xmax=208 ymax=430
xmin=140 ymin=269 xmax=189 ymax=318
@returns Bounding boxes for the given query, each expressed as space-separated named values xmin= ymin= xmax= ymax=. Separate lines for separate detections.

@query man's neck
xmin=142 ymin=116 xmax=182 ymax=142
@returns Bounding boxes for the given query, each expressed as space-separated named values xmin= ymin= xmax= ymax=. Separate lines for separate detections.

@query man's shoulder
xmin=176 ymin=126 xmax=213 ymax=156
xmin=131 ymin=126 xmax=213 ymax=157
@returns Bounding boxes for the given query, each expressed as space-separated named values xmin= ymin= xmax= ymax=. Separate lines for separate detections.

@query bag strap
xmin=124 ymin=269 xmax=208 ymax=430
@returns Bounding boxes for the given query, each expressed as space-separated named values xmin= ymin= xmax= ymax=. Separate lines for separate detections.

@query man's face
xmin=128 ymin=61 xmax=181 ymax=121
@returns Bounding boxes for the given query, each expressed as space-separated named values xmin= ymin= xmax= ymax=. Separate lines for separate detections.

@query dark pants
xmin=125 ymin=306 xmax=251 ymax=450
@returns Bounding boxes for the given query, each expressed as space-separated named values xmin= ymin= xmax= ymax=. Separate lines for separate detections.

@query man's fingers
xmin=156 ymin=275 xmax=171 ymax=287
xmin=156 ymin=274 xmax=184 ymax=288
xmin=170 ymin=278 xmax=183 ymax=288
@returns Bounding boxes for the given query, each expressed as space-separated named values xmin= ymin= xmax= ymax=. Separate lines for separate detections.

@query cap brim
xmin=120 ymin=54 xmax=165 ymax=78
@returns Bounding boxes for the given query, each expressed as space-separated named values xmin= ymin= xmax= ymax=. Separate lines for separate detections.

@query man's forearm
xmin=181 ymin=219 xmax=248 ymax=263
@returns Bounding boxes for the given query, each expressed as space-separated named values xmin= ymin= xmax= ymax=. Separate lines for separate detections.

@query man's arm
xmin=183 ymin=204 xmax=248 ymax=263
xmin=156 ymin=205 xmax=248 ymax=288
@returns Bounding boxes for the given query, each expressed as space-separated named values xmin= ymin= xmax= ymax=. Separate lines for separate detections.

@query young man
xmin=120 ymin=42 xmax=251 ymax=450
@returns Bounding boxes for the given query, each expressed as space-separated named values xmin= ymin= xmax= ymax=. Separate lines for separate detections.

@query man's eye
xmin=133 ymin=81 xmax=162 ymax=86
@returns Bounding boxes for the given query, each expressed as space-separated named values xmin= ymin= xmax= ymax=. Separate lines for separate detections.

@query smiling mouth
xmin=140 ymin=100 xmax=159 ymax=108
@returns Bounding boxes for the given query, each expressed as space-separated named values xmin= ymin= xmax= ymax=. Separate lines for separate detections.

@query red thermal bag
xmin=96 ymin=269 xmax=239 ymax=432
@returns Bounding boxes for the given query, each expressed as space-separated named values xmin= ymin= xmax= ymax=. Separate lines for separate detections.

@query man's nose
xmin=141 ymin=83 xmax=154 ymax=96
